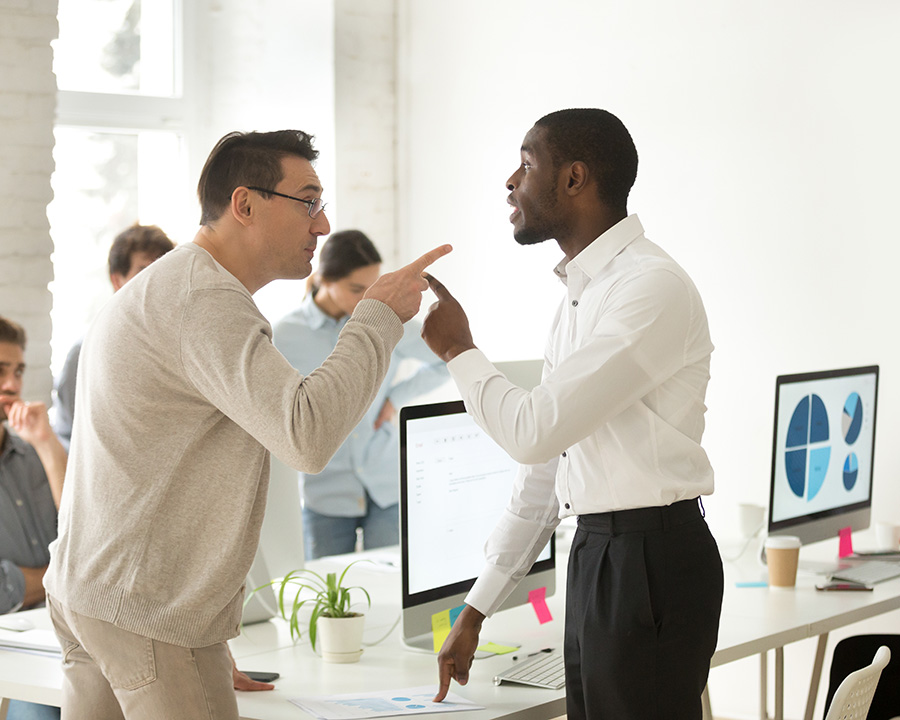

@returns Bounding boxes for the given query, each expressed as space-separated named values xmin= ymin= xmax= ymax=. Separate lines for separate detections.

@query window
xmin=49 ymin=0 xmax=191 ymax=374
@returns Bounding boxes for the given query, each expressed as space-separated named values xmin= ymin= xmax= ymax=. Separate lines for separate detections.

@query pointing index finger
xmin=408 ymin=244 xmax=452 ymax=274
xmin=424 ymin=274 xmax=453 ymax=302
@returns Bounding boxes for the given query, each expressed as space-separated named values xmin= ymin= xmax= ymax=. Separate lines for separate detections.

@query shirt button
xmin=15 ymin=498 xmax=24 ymax=506
xmin=564 ymin=503 xmax=571 ymax=510
xmin=571 ymin=300 xmax=578 ymax=307
xmin=561 ymin=452 xmax=567 ymax=457
xmin=31 ymin=538 xmax=39 ymax=545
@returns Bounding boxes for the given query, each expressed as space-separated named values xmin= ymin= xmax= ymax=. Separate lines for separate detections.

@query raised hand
xmin=364 ymin=245 xmax=452 ymax=323
xmin=7 ymin=400 xmax=54 ymax=447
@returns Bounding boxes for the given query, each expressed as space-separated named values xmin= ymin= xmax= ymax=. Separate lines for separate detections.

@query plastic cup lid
xmin=765 ymin=535 xmax=801 ymax=549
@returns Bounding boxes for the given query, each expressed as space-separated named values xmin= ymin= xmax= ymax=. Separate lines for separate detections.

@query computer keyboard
xmin=831 ymin=560 xmax=900 ymax=585
xmin=493 ymin=650 xmax=565 ymax=690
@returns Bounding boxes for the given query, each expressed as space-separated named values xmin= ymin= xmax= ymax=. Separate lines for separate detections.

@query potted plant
xmin=251 ymin=560 xmax=372 ymax=663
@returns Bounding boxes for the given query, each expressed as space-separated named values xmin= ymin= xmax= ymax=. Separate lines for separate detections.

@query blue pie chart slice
xmin=808 ymin=447 xmax=830 ymax=500
xmin=785 ymin=449 xmax=807 ymax=497
xmin=843 ymin=453 xmax=859 ymax=490
xmin=843 ymin=392 xmax=863 ymax=444
xmin=786 ymin=396 xmax=810 ymax=449
xmin=809 ymin=395 xmax=829 ymax=443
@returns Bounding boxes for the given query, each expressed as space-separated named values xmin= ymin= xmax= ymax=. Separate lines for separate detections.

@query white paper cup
xmin=875 ymin=522 xmax=900 ymax=551
xmin=765 ymin=535 xmax=801 ymax=588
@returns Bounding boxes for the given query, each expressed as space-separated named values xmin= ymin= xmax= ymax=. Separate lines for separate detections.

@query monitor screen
xmin=767 ymin=365 xmax=879 ymax=547
xmin=399 ymin=400 xmax=555 ymax=650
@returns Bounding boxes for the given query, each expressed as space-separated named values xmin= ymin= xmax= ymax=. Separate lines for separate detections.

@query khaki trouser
xmin=47 ymin=596 xmax=238 ymax=720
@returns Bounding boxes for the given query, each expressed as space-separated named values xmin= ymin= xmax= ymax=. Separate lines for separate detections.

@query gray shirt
xmin=0 ymin=427 xmax=57 ymax=613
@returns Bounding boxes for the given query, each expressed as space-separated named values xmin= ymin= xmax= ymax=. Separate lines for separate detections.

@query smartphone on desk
xmin=244 ymin=671 xmax=280 ymax=682
xmin=816 ymin=581 xmax=873 ymax=592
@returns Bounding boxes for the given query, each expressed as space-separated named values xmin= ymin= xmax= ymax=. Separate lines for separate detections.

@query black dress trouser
xmin=564 ymin=498 xmax=724 ymax=720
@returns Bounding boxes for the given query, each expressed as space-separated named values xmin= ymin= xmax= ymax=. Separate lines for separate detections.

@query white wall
xmin=185 ymin=0 xmax=338 ymax=323
xmin=396 ymin=1 xmax=900 ymax=717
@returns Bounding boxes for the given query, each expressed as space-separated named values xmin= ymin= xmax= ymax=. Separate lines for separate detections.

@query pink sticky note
xmin=839 ymin=526 xmax=853 ymax=558
xmin=528 ymin=586 xmax=553 ymax=624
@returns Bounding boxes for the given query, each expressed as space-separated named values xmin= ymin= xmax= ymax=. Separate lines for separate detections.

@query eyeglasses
xmin=245 ymin=186 xmax=328 ymax=218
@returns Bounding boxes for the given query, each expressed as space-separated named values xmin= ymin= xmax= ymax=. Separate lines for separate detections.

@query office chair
xmin=823 ymin=643 xmax=892 ymax=720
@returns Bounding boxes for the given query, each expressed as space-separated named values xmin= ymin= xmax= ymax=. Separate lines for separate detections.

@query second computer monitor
xmin=767 ymin=365 xmax=879 ymax=549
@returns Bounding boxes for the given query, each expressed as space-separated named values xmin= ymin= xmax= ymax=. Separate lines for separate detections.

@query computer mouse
xmin=0 ymin=615 xmax=35 ymax=632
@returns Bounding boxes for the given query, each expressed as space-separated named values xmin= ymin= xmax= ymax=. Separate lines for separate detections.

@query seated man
xmin=53 ymin=224 xmax=175 ymax=449
xmin=1 ymin=315 xmax=66 ymax=720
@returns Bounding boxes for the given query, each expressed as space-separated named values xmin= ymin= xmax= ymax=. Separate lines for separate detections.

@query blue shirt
xmin=273 ymin=295 xmax=450 ymax=515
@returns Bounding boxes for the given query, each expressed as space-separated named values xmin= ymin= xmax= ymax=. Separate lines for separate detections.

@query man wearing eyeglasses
xmin=43 ymin=130 xmax=451 ymax=720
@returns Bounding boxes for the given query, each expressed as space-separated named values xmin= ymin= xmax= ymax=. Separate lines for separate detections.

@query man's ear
xmin=564 ymin=161 xmax=589 ymax=195
xmin=110 ymin=273 xmax=127 ymax=292
xmin=230 ymin=187 xmax=255 ymax=226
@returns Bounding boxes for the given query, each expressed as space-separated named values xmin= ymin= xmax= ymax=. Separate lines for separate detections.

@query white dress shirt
xmin=447 ymin=214 xmax=715 ymax=616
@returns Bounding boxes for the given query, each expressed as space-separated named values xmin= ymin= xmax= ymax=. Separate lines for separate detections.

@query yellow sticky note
xmin=476 ymin=642 xmax=519 ymax=655
xmin=431 ymin=609 xmax=452 ymax=654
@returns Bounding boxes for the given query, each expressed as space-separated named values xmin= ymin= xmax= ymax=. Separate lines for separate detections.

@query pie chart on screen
xmin=843 ymin=453 xmax=859 ymax=490
xmin=843 ymin=392 xmax=863 ymax=444
xmin=784 ymin=394 xmax=830 ymax=501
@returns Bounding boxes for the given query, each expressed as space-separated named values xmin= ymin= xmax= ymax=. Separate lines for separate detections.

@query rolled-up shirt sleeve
xmin=0 ymin=559 xmax=25 ymax=614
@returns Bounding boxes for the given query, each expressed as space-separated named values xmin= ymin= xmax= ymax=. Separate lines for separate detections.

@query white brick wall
xmin=0 ymin=0 xmax=58 ymax=402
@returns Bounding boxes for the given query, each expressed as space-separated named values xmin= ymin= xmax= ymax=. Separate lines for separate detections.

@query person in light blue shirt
xmin=273 ymin=230 xmax=450 ymax=559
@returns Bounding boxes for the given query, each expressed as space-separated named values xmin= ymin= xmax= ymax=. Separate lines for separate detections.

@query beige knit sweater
xmin=44 ymin=243 xmax=402 ymax=647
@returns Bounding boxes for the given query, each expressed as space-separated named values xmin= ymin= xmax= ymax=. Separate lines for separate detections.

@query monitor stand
xmin=759 ymin=543 xmax=852 ymax=576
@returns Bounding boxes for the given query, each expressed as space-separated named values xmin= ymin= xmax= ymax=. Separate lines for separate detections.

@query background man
xmin=53 ymin=224 xmax=175 ymax=449
xmin=1 ymin=315 xmax=67 ymax=720
xmin=43 ymin=129 xmax=449 ymax=720
xmin=422 ymin=109 xmax=723 ymax=720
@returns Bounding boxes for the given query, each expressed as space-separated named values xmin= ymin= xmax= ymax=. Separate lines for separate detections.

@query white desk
xmin=3 ymin=551 xmax=900 ymax=720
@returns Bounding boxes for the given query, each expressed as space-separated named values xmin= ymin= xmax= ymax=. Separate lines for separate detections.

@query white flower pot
xmin=317 ymin=613 xmax=365 ymax=663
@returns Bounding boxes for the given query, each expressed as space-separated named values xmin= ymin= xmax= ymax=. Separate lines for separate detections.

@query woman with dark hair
xmin=274 ymin=230 xmax=449 ymax=559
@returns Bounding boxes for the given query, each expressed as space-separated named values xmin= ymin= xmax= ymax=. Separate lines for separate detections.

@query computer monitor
xmin=767 ymin=365 xmax=879 ymax=566
xmin=399 ymin=400 xmax=555 ymax=651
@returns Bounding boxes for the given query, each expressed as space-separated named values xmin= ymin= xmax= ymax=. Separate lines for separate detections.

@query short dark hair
xmin=308 ymin=230 xmax=382 ymax=295
xmin=108 ymin=224 xmax=175 ymax=276
xmin=197 ymin=130 xmax=320 ymax=225
xmin=0 ymin=316 xmax=26 ymax=350
xmin=535 ymin=109 xmax=638 ymax=212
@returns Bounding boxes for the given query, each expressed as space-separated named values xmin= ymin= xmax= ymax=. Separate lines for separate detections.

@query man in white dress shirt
xmin=422 ymin=108 xmax=723 ymax=720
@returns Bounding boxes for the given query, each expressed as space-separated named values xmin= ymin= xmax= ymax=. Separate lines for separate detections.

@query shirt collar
xmin=553 ymin=214 xmax=645 ymax=286
xmin=299 ymin=292 xmax=347 ymax=331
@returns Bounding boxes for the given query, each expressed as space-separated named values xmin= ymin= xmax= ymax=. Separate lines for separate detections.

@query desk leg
xmin=803 ymin=633 xmax=829 ymax=720
xmin=775 ymin=647 xmax=784 ymax=720
xmin=0 ymin=696 xmax=9 ymax=720
xmin=760 ymin=651 xmax=768 ymax=720
xmin=701 ymin=684 xmax=712 ymax=720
